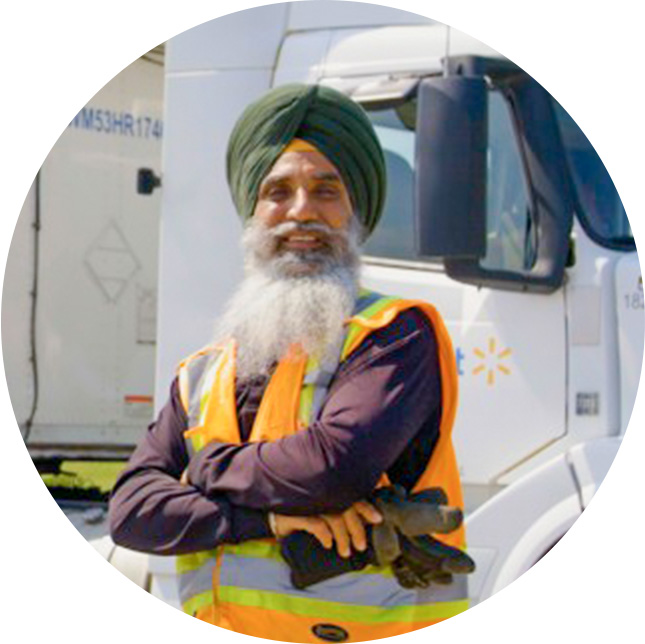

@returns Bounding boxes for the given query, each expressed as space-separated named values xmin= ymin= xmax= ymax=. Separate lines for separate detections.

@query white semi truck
xmin=4 ymin=0 xmax=642 ymax=618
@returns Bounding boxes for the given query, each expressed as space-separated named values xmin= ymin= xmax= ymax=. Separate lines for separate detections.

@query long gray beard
xmin=212 ymin=219 xmax=362 ymax=383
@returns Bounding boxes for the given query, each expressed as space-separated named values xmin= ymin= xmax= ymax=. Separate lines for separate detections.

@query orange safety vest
xmin=175 ymin=291 xmax=468 ymax=642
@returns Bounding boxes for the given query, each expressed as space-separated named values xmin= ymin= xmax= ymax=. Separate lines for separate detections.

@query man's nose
xmin=286 ymin=188 xmax=319 ymax=223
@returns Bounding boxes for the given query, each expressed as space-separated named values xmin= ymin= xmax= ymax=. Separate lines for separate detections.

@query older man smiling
xmin=109 ymin=83 xmax=470 ymax=642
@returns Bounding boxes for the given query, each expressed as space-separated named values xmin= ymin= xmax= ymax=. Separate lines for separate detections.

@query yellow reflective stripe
xmin=224 ymin=540 xmax=283 ymax=560
xmin=224 ymin=544 xmax=469 ymax=583
xmin=298 ymin=353 xmax=320 ymax=425
xmin=183 ymin=353 xmax=221 ymax=452
xmin=182 ymin=590 xmax=214 ymax=616
xmin=358 ymin=296 xmax=397 ymax=318
xmin=222 ymin=542 xmax=395 ymax=578
xmin=341 ymin=296 xmax=398 ymax=360
xmin=218 ymin=587 xmax=469 ymax=624
xmin=298 ymin=384 xmax=314 ymax=426
xmin=188 ymin=432 xmax=206 ymax=452
xmin=177 ymin=549 xmax=219 ymax=574
xmin=342 ymin=324 xmax=364 ymax=361
xmin=198 ymin=365 xmax=217 ymax=425
xmin=198 ymin=390 xmax=209 ymax=424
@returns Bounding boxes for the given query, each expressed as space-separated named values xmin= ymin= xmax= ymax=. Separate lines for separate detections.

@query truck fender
xmin=465 ymin=453 xmax=581 ymax=604
xmin=465 ymin=438 xmax=620 ymax=605
xmin=566 ymin=437 xmax=621 ymax=508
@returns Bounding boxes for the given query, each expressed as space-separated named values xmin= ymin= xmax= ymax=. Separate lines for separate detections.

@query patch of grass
xmin=42 ymin=461 xmax=127 ymax=500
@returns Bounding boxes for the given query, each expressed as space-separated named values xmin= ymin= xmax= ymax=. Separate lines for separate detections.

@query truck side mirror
xmin=415 ymin=77 xmax=487 ymax=259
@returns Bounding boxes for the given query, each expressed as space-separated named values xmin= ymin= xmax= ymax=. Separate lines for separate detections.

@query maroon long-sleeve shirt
xmin=108 ymin=308 xmax=441 ymax=555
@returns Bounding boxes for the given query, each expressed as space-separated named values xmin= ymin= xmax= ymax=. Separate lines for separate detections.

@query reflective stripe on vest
xmin=176 ymin=291 xmax=468 ymax=642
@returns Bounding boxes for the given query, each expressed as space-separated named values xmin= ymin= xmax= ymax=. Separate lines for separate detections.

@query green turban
xmin=226 ymin=83 xmax=386 ymax=238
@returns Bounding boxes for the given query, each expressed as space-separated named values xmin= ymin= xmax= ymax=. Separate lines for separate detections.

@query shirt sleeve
xmin=108 ymin=379 xmax=272 ymax=555
xmin=187 ymin=308 xmax=442 ymax=515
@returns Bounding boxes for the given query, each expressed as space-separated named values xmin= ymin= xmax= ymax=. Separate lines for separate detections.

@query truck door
xmin=358 ymin=80 xmax=568 ymax=511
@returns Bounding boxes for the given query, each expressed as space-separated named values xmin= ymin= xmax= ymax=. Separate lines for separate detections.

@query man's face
xmin=222 ymin=147 xmax=361 ymax=374
xmin=251 ymin=149 xmax=355 ymax=275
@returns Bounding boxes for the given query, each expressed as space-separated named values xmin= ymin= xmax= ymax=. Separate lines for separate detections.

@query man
xmin=109 ymin=84 xmax=469 ymax=642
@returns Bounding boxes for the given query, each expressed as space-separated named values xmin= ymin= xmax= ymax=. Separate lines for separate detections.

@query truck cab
xmin=345 ymin=53 xmax=639 ymax=602
xmin=134 ymin=4 xmax=645 ymax=610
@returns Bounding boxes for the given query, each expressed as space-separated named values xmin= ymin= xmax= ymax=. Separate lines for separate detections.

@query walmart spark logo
xmin=471 ymin=337 xmax=512 ymax=386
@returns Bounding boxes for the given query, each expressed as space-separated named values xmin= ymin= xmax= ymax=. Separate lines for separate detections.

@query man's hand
xmin=272 ymin=501 xmax=382 ymax=558
xmin=321 ymin=501 xmax=383 ymax=557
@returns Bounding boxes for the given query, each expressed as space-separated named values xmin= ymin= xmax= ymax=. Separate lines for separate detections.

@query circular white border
xmin=1 ymin=1 xmax=642 ymax=642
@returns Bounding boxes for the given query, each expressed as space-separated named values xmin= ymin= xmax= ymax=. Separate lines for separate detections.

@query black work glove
xmin=392 ymin=533 xmax=476 ymax=589
xmin=369 ymin=485 xmax=463 ymax=566
xmin=280 ymin=485 xmax=474 ymax=590
xmin=280 ymin=531 xmax=373 ymax=590
xmin=369 ymin=485 xmax=474 ymax=589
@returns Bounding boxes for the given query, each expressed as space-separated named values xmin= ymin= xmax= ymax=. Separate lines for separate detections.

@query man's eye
xmin=264 ymin=185 xmax=290 ymax=200
xmin=316 ymin=185 xmax=340 ymax=198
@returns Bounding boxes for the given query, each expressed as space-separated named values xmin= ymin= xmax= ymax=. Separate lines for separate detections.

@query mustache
xmin=242 ymin=216 xmax=361 ymax=279
xmin=268 ymin=221 xmax=342 ymax=248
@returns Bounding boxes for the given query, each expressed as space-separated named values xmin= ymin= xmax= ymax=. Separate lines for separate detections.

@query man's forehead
xmin=262 ymin=150 xmax=344 ymax=183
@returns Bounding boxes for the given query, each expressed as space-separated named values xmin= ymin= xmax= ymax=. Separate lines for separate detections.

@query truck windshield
xmin=552 ymin=101 xmax=633 ymax=249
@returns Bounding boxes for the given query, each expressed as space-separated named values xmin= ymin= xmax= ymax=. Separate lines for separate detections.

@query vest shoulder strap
xmin=343 ymin=289 xmax=445 ymax=361
xmin=177 ymin=345 xmax=221 ymax=425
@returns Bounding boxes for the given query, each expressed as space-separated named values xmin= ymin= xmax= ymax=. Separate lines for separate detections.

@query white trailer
xmin=2 ymin=52 xmax=164 ymax=463
xmin=143 ymin=2 xmax=643 ymax=610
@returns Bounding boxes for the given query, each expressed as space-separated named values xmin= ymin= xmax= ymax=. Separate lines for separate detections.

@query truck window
xmin=364 ymin=91 xmax=535 ymax=274
xmin=362 ymin=105 xmax=417 ymax=260
xmin=480 ymin=91 xmax=535 ymax=273
xmin=553 ymin=102 xmax=633 ymax=250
